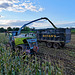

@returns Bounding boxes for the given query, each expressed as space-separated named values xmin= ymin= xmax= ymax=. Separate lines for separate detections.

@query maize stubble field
xmin=38 ymin=34 xmax=75 ymax=75
xmin=0 ymin=33 xmax=75 ymax=75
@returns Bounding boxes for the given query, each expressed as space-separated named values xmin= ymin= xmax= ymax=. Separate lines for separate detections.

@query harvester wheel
xmin=6 ymin=43 xmax=10 ymax=50
xmin=46 ymin=42 xmax=52 ymax=48
xmin=15 ymin=46 xmax=22 ymax=56
xmin=11 ymin=41 xmax=15 ymax=51
xmin=53 ymin=43 xmax=60 ymax=49
xmin=61 ymin=43 xmax=65 ymax=48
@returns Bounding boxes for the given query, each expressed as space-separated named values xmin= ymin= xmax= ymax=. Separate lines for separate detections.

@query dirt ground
xmin=38 ymin=34 xmax=75 ymax=75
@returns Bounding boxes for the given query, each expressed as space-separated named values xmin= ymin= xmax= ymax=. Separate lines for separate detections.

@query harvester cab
xmin=6 ymin=31 xmax=17 ymax=43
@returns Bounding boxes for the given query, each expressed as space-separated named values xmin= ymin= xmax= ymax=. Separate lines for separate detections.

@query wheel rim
xmin=53 ymin=43 xmax=59 ymax=49
xmin=46 ymin=42 xmax=52 ymax=48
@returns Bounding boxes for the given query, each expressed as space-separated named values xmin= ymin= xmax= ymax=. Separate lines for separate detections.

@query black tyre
xmin=46 ymin=42 xmax=52 ymax=48
xmin=61 ymin=43 xmax=65 ymax=48
xmin=6 ymin=43 xmax=11 ymax=50
xmin=53 ymin=43 xmax=60 ymax=49
xmin=11 ymin=41 xmax=15 ymax=51
xmin=15 ymin=46 xmax=22 ymax=56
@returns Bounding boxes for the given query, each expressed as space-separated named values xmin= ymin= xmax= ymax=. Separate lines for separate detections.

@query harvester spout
xmin=17 ymin=17 xmax=57 ymax=35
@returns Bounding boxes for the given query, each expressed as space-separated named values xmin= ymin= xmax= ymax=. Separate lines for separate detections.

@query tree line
xmin=0 ymin=26 xmax=33 ymax=32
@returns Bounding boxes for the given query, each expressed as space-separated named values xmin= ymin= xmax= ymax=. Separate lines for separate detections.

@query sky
xmin=0 ymin=0 xmax=75 ymax=29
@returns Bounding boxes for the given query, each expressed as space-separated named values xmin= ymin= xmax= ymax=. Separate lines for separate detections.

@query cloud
xmin=30 ymin=22 xmax=53 ymax=29
xmin=0 ymin=20 xmax=52 ymax=29
xmin=0 ymin=3 xmax=12 ymax=9
xmin=0 ymin=20 xmax=28 ymax=28
xmin=0 ymin=15 xmax=5 ymax=18
xmin=39 ymin=7 xmax=43 ymax=11
xmin=56 ymin=22 xmax=75 ymax=28
xmin=0 ymin=20 xmax=75 ymax=29
xmin=0 ymin=0 xmax=43 ymax=12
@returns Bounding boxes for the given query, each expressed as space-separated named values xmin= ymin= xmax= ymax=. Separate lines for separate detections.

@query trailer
xmin=36 ymin=28 xmax=71 ymax=48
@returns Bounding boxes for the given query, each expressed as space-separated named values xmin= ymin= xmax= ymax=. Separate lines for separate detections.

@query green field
xmin=0 ymin=33 xmax=63 ymax=75
xmin=71 ymin=29 xmax=75 ymax=34
xmin=0 ymin=33 xmax=75 ymax=75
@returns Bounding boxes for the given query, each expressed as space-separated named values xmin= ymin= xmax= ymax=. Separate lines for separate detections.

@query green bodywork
xmin=14 ymin=37 xmax=35 ymax=46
